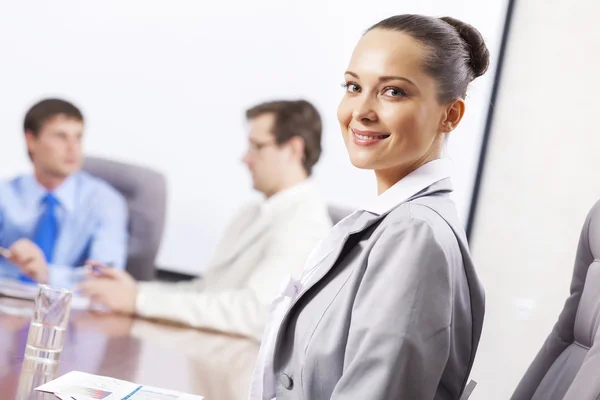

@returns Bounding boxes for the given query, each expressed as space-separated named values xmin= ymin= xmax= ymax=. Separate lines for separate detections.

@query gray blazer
xmin=271 ymin=179 xmax=485 ymax=399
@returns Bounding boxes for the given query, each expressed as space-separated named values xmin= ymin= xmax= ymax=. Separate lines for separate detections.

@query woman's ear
xmin=439 ymin=98 xmax=466 ymax=134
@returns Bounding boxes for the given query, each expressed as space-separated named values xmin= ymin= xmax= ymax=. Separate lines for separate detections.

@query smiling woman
xmin=338 ymin=15 xmax=489 ymax=194
xmin=249 ymin=14 xmax=490 ymax=400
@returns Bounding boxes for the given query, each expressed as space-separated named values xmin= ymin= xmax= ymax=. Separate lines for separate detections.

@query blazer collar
xmin=348 ymin=178 xmax=454 ymax=236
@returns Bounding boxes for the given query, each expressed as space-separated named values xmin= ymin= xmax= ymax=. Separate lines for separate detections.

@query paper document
xmin=35 ymin=371 xmax=204 ymax=400
xmin=0 ymin=277 xmax=95 ymax=310
xmin=0 ymin=277 xmax=39 ymax=300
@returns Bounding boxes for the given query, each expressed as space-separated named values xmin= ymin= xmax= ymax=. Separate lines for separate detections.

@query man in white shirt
xmin=79 ymin=99 xmax=333 ymax=340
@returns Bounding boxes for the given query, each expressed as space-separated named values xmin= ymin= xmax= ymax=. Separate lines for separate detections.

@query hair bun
xmin=440 ymin=16 xmax=490 ymax=78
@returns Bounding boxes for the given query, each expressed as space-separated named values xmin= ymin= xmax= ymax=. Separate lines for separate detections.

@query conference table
xmin=0 ymin=297 xmax=260 ymax=400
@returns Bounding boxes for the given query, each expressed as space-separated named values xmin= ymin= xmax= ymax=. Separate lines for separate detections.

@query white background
xmin=0 ymin=0 xmax=509 ymax=274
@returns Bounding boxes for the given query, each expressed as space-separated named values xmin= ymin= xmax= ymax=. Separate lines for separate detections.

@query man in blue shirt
xmin=0 ymin=98 xmax=128 ymax=287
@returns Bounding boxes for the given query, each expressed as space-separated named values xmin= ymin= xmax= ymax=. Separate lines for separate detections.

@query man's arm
xmin=0 ymin=203 xmax=17 ymax=279
xmin=0 ymin=197 xmax=47 ymax=282
xmin=135 ymin=213 xmax=330 ymax=339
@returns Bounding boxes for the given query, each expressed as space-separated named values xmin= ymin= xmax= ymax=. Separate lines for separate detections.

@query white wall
xmin=469 ymin=0 xmax=600 ymax=398
xmin=0 ymin=1 xmax=508 ymax=274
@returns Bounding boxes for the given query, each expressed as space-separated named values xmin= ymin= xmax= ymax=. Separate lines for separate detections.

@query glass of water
xmin=24 ymin=284 xmax=73 ymax=363
xmin=15 ymin=358 xmax=59 ymax=400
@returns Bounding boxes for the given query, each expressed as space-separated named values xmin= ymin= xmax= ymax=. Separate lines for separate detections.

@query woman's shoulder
xmin=377 ymin=195 xmax=466 ymax=254
xmin=383 ymin=192 xmax=457 ymax=223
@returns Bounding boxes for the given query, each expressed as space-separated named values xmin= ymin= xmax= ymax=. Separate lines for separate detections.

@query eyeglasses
xmin=247 ymin=140 xmax=277 ymax=154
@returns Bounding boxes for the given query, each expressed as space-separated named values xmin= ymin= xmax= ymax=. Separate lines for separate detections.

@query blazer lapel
xmin=297 ymin=211 xmax=381 ymax=297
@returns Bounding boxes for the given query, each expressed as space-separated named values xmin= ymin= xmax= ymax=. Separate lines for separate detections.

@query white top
xmin=248 ymin=159 xmax=451 ymax=400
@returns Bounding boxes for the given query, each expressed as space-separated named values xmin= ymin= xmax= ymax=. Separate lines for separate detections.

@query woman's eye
xmin=383 ymin=87 xmax=406 ymax=97
xmin=342 ymin=82 xmax=361 ymax=93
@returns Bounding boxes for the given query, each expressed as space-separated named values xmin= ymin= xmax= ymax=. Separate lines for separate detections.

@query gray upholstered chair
xmin=511 ymin=199 xmax=600 ymax=400
xmin=327 ymin=204 xmax=354 ymax=225
xmin=82 ymin=156 xmax=167 ymax=281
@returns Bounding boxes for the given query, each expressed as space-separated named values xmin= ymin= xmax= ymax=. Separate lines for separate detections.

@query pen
xmin=84 ymin=262 xmax=114 ymax=276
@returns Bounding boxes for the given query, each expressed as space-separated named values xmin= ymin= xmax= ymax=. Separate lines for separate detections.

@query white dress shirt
xmin=248 ymin=159 xmax=451 ymax=400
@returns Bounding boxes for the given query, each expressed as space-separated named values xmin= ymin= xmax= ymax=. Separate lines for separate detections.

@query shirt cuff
xmin=135 ymin=282 xmax=150 ymax=316
xmin=135 ymin=281 xmax=166 ymax=317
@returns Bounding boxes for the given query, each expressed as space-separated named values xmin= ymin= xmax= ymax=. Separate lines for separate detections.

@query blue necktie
xmin=34 ymin=193 xmax=59 ymax=263
xmin=19 ymin=194 xmax=59 ymax=284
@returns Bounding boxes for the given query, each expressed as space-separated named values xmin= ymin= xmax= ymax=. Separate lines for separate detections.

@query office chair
xmin=83 ymin=156 xmax=167 ymax=281
xmin=511 ymin=199 xmax=600 ymax=400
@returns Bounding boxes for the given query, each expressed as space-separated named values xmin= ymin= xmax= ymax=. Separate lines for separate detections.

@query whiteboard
xmin=0 ymin=0 xmax=509 ymax=274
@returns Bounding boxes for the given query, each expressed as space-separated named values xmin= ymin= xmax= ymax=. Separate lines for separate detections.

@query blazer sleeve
xmin=135 ymin=213 xmax=328 ymax=340
xmin=330 ymin=217 xmax=453 ymax=400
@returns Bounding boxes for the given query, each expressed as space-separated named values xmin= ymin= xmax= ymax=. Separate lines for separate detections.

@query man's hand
xmin=8 ymin=239 xmax=49 ymax=283
xmin=78 ymin=262 xmax=138 ymax=315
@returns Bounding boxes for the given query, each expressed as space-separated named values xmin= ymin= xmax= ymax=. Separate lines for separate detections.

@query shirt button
xmin=280 ymin=373 xmax=294 ymax=390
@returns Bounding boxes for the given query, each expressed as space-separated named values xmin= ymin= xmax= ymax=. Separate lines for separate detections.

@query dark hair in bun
xmin=439 ymin=16 xmax=490 ymax=78
xmin=368 ymin=14 xmax=490 ymax=102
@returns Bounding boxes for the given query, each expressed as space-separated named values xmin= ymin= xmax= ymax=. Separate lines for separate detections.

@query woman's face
xmin=337 ymin=29 xmax=462 ymax=184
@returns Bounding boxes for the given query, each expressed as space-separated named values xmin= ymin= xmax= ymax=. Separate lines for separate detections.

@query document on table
xmin=35 ymin=371 xmax=204 ymax=400
xmin=0 ymin=277 xmax=39 ymax=300
xmin=0 ymin=276 xmax=97 ymax=310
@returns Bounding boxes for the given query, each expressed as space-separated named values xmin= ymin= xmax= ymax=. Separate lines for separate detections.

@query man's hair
xmin=24 ymin=98 xmax=84 ymax=136
xmin=246 ymin=99 xmax=322 ymax=176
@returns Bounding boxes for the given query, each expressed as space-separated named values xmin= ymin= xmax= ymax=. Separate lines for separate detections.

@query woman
xmin=249 ymin=14 xmax=489 ymax=400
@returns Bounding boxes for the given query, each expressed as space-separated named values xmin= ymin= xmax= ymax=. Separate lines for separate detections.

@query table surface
xmin=0 ymin=297 xmax=260 ymax=400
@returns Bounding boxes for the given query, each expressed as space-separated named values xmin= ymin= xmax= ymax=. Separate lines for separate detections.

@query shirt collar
xmin=53 ymin=174 xmax=78 ymax=213
xmin=362 ymin=159 xmax=451 ymax=216
xmin=261 ymin=179 xmax=315 ymax=214
xmin=21 ymin=173 xmax=79 ymax=213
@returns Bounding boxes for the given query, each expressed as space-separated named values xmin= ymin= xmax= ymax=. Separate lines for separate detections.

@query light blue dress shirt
xmin=0 ymin=171 xmax=128 ymax=288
